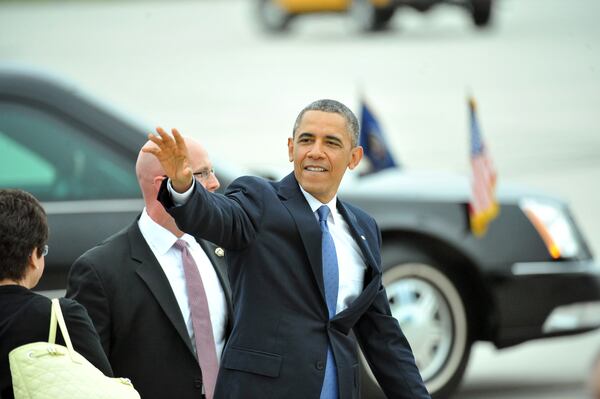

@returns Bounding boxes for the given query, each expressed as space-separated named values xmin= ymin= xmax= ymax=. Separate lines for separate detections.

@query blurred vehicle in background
xmin=1 ymin=68 xmax=599 ymax=399
xmin=258 ymin=0 xmax=494 ymax=32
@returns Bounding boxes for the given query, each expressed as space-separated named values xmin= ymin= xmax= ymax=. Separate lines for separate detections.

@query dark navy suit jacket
xmin=158 ymin=172 xmax=430 ymax=399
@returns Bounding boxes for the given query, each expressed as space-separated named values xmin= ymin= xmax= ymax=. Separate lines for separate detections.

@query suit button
xmin=316 ymin=360 xmax=324 ymax=370
xmin=194 ymin=377 xmax=202 ymax=389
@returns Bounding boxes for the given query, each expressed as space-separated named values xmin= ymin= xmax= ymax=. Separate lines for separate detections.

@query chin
xmin=298 ymin=181 xmax=318 ymax=195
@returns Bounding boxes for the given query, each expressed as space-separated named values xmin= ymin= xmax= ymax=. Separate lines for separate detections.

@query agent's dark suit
xmin=66 ymin=219 xmax=233 ymax=399
xmin=0 ymin=285 xmax=113 ymax=399
xmin=158 ymin=173 xmax=430 ymax=399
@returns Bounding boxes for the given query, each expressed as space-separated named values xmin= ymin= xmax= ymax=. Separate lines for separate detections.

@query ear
xmin=29 ymin=248 xmax=40 ymax=269
xmin=152 ymin=175 xmax=166 ymax=190
xmin=347 ymin=146 xmax=363 ymax=170
xmin=287 ymin=137 xmax=294 ymax=162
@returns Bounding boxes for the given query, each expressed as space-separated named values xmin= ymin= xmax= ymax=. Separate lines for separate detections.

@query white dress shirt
xmin=298 ymin=186 xmax=367 ymax=314
xmin=138 ymin=208 xmax=228 ymax=361
xmin=169 ymin=180 xmax=367 ymax=315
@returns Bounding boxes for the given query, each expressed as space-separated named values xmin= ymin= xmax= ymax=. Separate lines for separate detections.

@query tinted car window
xmin=0 ymin=101 xmax=139 ymax=201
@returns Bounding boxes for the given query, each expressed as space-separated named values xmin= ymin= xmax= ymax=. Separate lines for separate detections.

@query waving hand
xmin=143 ymin=127 xmax=193 ymax=193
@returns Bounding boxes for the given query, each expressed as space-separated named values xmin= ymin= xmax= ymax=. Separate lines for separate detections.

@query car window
xmin=0 ymin=101 xmax=139 ymax=201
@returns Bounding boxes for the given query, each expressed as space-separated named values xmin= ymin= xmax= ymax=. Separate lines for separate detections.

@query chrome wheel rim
xmin=386 ymin=277 xmax=453 ymax=381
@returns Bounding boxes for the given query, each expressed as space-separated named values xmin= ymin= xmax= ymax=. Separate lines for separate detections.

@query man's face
xmin=188 ymin=145 xmax=220 ymax=193
xmin=288 ymin=110 xmax=362 ymax=203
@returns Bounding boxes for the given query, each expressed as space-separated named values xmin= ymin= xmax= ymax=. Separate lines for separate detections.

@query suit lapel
xmin=278 ymin=173 xmax=327 ymax=307
xmin=336 ymin=201 xmax=380 ymax=275
xmin=328 ymin=201 xmax=383 ymax=330
xmin=198 ymin=239 xmax=234 ymax=335
xmin=128 ymin=224 xmax=196 ymax=357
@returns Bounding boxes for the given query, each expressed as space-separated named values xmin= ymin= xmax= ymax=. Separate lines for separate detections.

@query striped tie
xmin=174 ymin=239 xmax=219 ymax=399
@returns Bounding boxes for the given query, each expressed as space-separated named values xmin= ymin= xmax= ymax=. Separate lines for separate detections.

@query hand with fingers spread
xmin=143 ymin=127 xmax=194 ymax=193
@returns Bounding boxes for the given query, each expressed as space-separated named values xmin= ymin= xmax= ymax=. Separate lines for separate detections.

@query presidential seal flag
xmin=359 ymin=100 xmax=398 ymax=173
xmin=468 ymin=96 xmax=499 ymax=236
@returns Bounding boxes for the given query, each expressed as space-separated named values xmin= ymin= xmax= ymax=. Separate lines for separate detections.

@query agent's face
xmin=188 ymin=146 xmax=220 ymax=193
xmin=288 ymin=110 xmax=362 ymax=203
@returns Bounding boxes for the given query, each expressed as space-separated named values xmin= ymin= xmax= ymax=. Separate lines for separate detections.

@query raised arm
xmin=146 ymin=127 xmax=264 ymax=250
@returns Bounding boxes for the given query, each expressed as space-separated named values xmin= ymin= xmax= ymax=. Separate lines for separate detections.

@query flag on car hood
xmin=359 ymin=101 xmax=398 ymax=173
xmin=468 ymin=97 xmax=499 ymax=236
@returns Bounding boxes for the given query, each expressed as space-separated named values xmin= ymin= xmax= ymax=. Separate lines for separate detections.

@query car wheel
xmin=257 ymin=0 xmax=294 ymax=32
xmin=349 ymin=0 xmax=395 ymax=32
xmin=360 ymin=246 xmax=472 ymax=399
xmin=470 ymin=0 xmax=493 ymax=27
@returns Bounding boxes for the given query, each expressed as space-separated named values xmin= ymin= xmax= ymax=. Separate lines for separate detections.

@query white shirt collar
xmin=138 ymin=208 xmax=197 ymax=255
xmin=298 ymin=185 xmax=340 ymax=225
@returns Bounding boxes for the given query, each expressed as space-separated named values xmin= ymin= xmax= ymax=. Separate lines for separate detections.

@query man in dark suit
xmin=146 ymin=99 xmax=430 ymax=399
xmin=66 ymin=138 xmax=232 ymax=399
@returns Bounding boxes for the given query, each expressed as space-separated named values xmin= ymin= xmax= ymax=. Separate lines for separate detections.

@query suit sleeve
xmin=353 ymin=223 xmax=431 ymax=399
xmin=157 ymin=176 xmax=265 ymax=250
xmin=66 ymin=256 xmax=112 ymax=357
xmin=58 ymin=297 xmax=114 ymax=377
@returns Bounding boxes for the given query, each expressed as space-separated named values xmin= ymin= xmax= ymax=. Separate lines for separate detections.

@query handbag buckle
xmin=47 ymin=346 xmax=63 ymax=356
xmin=119 ymin=378 xmax=133 ymax=386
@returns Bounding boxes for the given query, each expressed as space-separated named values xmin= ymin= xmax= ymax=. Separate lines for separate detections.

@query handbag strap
xmin=48 ymin=298 xmax=78 ymax=362
xmin=48 ymin=298 xmax=58 ymax=344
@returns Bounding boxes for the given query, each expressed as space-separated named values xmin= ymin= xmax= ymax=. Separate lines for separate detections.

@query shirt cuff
xmin=167 ymin=179 xmax=195 ymax=205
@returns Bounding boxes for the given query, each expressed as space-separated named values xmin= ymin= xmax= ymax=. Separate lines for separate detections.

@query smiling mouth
xmin=304 ymin=166 xmax=328 ymax=172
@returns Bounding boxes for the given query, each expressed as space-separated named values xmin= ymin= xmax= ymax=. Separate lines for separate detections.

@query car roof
xmin=0 ymin=65 xmax=150 ymax=156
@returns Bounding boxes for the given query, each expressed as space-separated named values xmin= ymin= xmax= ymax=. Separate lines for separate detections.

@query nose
xmin=206 ymin=173 xmax=220 ymax=193
xmin=307 ymin=140 xmax=325 ymax=159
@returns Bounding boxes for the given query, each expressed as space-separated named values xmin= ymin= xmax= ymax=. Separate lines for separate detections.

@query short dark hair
xmin=293 ymin=99 xmax=360 ymax=147
xmin=0 ymin=189 xmax=48 ymax=281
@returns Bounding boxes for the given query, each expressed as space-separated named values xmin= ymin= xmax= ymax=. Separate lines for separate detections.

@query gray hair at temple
xmin=292 ymin=99 xmax=360 ymax=147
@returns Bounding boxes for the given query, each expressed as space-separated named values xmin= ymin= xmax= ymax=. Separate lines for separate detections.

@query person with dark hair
xmin=0 ymin=189 xmax=113 ymax=399
xmin=145 ymin=99 xmax=430 ymax=399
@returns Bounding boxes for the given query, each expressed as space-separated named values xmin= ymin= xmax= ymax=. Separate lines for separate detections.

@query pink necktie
xmin=174 ymin=239 xmax=219 ymax=399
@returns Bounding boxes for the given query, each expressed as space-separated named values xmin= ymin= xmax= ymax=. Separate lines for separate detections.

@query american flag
xmin=468 ymin=97 xmax=499 ymax=237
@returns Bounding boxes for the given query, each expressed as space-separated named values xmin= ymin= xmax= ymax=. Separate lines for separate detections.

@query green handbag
xmin=9 ymin=298 xmax=140 ymax=399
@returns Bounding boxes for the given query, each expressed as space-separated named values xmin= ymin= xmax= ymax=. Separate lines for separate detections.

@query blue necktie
xmin=317 ymin=205 xmax=339 ymax=399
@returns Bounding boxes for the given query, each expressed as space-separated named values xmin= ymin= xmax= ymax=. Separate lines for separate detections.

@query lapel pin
xmin=215 ymin=247 xmax=225 ymax=257
xmin=360 ymin=235 xmax=366 ymax=240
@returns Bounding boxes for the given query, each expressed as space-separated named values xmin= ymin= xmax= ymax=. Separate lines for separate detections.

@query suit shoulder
xmin=228 ymin=175 xmax=273 ymax=190
xmin=342 ymin=201 xmax=377 ymax=225
xmin=86 ymin=225 xmax=130 ymax=256
xmin=72 ymin=224 xmax=132 ymax=270
xmin=226 ymin=175 xmax=279 ymax=200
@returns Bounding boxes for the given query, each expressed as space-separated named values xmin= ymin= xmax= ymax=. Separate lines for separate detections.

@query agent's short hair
xmin=0 ymin=189 xmax=48 ymax=281
xmin=293 ymin=99 xmax=360 ymax=147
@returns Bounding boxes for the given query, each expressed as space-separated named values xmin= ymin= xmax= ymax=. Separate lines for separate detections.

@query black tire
xmin=257 ymin=0 xmax=294 ymax=32
xmin=350 ymin=0 xmax=395 ymax=32
xmin=471 ymin=0 xmax=493 ymax=27
xmin=359 ymin=245 xmax=473 ymax=399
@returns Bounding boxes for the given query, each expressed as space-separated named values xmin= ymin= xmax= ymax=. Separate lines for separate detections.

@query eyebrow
xmin=297 ymin=132 xmax=314 ymax=140
xmin=297 ymin=132 xmax=344 ymax=146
